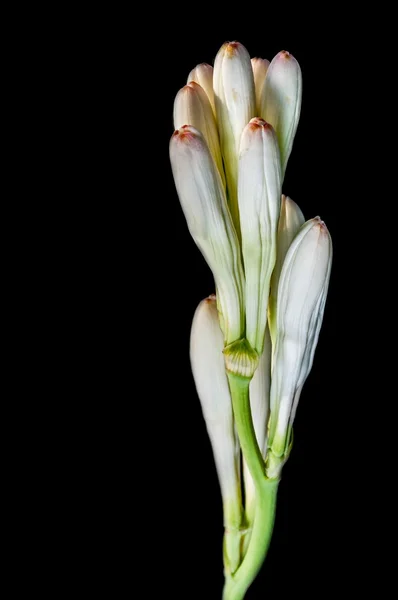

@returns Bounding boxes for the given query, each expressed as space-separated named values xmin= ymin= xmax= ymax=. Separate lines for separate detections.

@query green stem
xmin=223 ymin=479 xmax=279 ymax=600
xmin=227 ymin=373 xmax=264 ymax=482
xmin=224 ymin=372 xmax=280 ymax=600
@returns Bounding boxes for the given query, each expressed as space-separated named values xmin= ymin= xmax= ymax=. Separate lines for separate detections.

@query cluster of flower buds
xmin=170 ymin=40 xmax=332 ymax=572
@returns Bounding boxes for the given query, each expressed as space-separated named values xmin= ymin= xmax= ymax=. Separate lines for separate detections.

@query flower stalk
xmin=224 ymin=370 xmax=279 ymax=599
xmin=170 ymin=39 xmax=332 ymax=599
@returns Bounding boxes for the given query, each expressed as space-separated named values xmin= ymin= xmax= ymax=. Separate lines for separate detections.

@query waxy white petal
xmin=170 ymin=126 xmax=245 ymax=344
xmin=187 ymin=63 xmax=215 ymax=115
xmin=238 ymin=118 xmax=282 ymax=354
xmin=268 ymin=195 xmax=305 ymax=345
xmin=173 ymin=81 xmax=225 ymax=186
xmin=251 ymin=57 xmax=270 ymax=113
xmin=268 ymin=218 xmax=332 ymax=458
xmin=260 ymin=50 xmax=302 ymax=177
xmin=190 ymin=295 xmax=242 ymax=526
xmin=243 ymin=328 xmax=271 ymax=520
xmin=214 ymin=41 xmax=256 ymax=238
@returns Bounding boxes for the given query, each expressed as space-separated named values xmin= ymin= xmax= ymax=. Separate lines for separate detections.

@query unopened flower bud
xmin=268 ymin=195 xmax=305 ymax=345
xmin=173 ymin=81 xmax=225 ymax=185
xmin=238 ymin=118 xmax=282 ymax=355
xmin=170 ymin=126 xmax=245 ymax=344
xmin=251 ymin=57 xmax=270 ymax=113
xmin=214 ymin=41 xmax=256 ymax=238
xmin=187 ymin=63 xmax=216 ymax=115
xmin=260 ymin=50 xmax=302 ymax=177
xmin=243 ymin=327 xmax=271 ymax=523
xmin=267 ymin=218 xmax=332 ymax=473
xmin=190 ymin=294 xmax=242 ymax=572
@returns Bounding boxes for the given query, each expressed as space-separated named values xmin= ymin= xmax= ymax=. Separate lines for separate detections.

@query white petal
xmin=187 ymin=63 xmax=215 ymax=115
xmin=214 ymin=41 xmax=256 ymax=238
xmin=238 ymin=118 xmax=282 ymax=354
xmin=250 ymin=326 xmax=272 ymax=456
xmin=170 ymin=126 xmax=245 ymax=344
xmin=251 ymin=57 xmax=270 ymax=113
xmin=268 ymin=218 xmax=332 ymax=456
xmin=260 ymin=50 xmax=302 ymax=177
xmin=190 ymin=295 xmax=242 ymax=514
xmin=243 ymin=327 xmax=271 ymax=520
xmin=269 ymin=195 xmax=305 ymax=345
xmin=173 ymin=82 xmax=225 ymax=186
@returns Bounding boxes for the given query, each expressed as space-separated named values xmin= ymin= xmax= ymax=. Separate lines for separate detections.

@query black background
xmin=81 ymin=20 xmax=387 ymax=600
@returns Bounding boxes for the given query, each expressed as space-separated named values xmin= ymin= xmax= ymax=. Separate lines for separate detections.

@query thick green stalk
xmin=224 ymin=372 xmax=280 ymax=600
xmin=223 ymin=500 xmax=244 ymax=575
xmin=227 ymin=373 xmax=264 ymax=481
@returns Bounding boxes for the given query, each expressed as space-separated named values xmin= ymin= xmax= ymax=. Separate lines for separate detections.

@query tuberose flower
xmin=260 ymin=51 xmax=302 ymax=177
xmin=267 ymin=218 xmax=332 ymax=476
xmin=170 ymin=126 xmax=245 ymax=344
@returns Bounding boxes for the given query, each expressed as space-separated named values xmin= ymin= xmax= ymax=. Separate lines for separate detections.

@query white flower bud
xmin=170 ymin=126 xmax=245 ymax=344
xmin=173 ymin=81 xmax=225 ymax=186
xmin=251 ymin=57 xmax=270 ymax=113
xmin=187 ymin=63 xmax=215 ymax=115
xmin=190 ymin=294 xmax=242 ymax=571
xmin=238 ymin=118 xmax=282 ymax=355
xmin=243 ymin=327 xmax=271 ymax=521
xmin=268 ymin=195 xmax=305 ymax=345
xmin=268 ymin=218 xmax=332 ymax=463
xmin=213 ymin=41 xmax=256 ymax=238
xmin=260 ymin=50 xmax=302 ymax=177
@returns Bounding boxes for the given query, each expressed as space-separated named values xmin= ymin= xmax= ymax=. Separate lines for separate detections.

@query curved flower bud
xmin=190 ymin=294 xmax=242 ymax=572
xmin=268 ymin=195 xmax=305 ymax=346
xmin=238 ymin=118 xmax=282 ymax=355
xmin=267 ymin=218 xmax=332 ymax=475
xmin=187 ymin=63 xmax=215 ymax=115
xmin=173 ymin=81 xmax=225 ymax=186
xmin=170 ymin=126 xmax=245 ymax=344
xmin=251 ymin=57 xmax=269 ymax=113
xmin=243 ymin=327 xmax=271 ymax=523
xmin=213 ymin=41 xmax=256 ymax=238
xmin=260 ymin=50 xmax=302 ymax=177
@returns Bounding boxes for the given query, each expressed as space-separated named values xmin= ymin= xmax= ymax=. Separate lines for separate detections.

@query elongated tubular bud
xmin=190 ymin=294 xmax=242 ymax=571
xmin=170 ymin=126 xmax=245 ymax=344
xmin=260 ymin=50 xmax=302 ymax=178
xmin=268 ymin=218 xmax=332 ymax=460
xmin=187 ymin=63 xmax=215 ymax=115
xmin=251 ymin=57 xmax=270 ymax=113
xmin=268 ymin=195 xmax=305 ymax=346
xmin=213 ymin=41 xmax=256 ymax=239
xmin=238 ymin=118 xmax=282 ymax=355
xmin=173 ymin=81 xmax=225 ymax=186
xmin=243 ymin=327 xmax=271 ymax=523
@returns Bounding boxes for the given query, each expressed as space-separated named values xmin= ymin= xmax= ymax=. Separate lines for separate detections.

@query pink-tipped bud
xmin=187 ymin=63 xmax=215 ymax=115
xmin=173 ymin=81 xmax=225 ymax=185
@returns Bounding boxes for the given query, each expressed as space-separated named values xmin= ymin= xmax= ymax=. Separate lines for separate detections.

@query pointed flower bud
xmin=268 ymin=195 xmax=305 ymax=345
xmin=170 ymin=126 xmax=245 ymax=344
xmin=187 ymin=63 xmax=215 ymax=115
xmin=173 ymin=81 xmax=225 ymax=186
xmin=190 ymin=294 xmax=242 ymax=572
xmin=267 ymin=218 xmax=332 ymax=473
xmin=251 ymin=57 xmax=270 ymax=113
xmin=243 ymin=327 xmax=271 ymax=523
xmin=213 ymin=41 xmax=256 ymax=238
xmin=238 ymin=118 xmax=282 ymax=355
xmin=260 ymin=50 xmax=302 ymax=177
